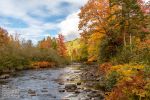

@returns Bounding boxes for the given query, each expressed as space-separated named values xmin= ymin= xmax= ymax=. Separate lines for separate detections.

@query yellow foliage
xmin=88 ymin=32 xmax=104 ymax=61
xmin=88 ymin=56 xmax=97 ymax=62
xmin=108 ymin=64 xmax=145 ymax=78
xmin=105 ymin=64 xmax=149 ymax=99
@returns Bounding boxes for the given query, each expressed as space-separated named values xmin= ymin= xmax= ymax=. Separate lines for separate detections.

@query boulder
xmin=59 ymin=89 xmax=65 ymax=92
xmin=41 ymin=89 xmax=48 ymax=93
xmin=0 ymin=74 xmax=10 ymax=79
xmin=28 ymin=89 xmax=36 ymax=96
xmin=77 ymin=82 xmax=81 ymax=85
xmin=65 ymin=84 xmax=77 ymax=92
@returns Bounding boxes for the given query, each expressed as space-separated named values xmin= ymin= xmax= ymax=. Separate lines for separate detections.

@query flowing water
xmin=0 ymin=64 xmax=87 ymax=100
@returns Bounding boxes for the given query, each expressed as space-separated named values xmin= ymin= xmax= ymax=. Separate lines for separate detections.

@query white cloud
xmin=58 ymin=11 xmax=81 ymax=41
xmin=0 ymin=0 xmax=88 ymax=43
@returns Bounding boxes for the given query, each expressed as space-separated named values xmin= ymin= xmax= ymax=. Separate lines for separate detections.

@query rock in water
xmin=28 ymin=89 xmax=36 ymax=96
xmin=77 ymin=82 xmax=81 ymax=85
xmin=59 ymin=89 xmax=65 ymax=92
xmin=0 ymin=74 xmax=10 ymax=79
xmin=65 ymin=84 xmax=77 ymax=92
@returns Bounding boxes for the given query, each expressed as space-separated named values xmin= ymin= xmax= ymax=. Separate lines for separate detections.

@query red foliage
xmin=57 ymin=34 xmax=67 ymax=57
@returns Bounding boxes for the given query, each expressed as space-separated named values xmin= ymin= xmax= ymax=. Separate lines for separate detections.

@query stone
xmin=77 ymin=82 xmax=81 ymax=85
xmin=28 ymin=89 xmax=36 ymax=96
xmin=61 ymin=99 xmax=70 ymax=100
xmin=59 ymin=89 xmax=65 ymax=92
xmin=58 ymin=82 xmax=64 ymax=85
xmin=41 ymin=89 xmax=48 ymax=92
xmin=87 ymin=91 xmax=102 ymax=98
xmin=0 ymin=74 xmax=10 ymax=79
xmin=74 ymin=90 xmax=80 ymax=94
xmin=43 ymin=88 xmax=48 ymax=89
xmin=84 ymin=88 xmax=92 ymax=92
xmin=65 ymin=84 xmax=77 ymax=90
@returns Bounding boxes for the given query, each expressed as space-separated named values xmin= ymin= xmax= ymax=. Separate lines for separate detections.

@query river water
xmin=0 ymin=64 xmax=90 ymax=100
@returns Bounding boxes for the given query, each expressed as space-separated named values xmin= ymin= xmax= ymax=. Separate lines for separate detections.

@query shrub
xmin=31 ymin=61 xmax=56 ymax=68
xmin=106 ymin=75 xmax=146 ymax=100
xmin=105 ymin=71 xmax=120 ymax=91
xmin=103 ymin=64 xmax=150 ymax=100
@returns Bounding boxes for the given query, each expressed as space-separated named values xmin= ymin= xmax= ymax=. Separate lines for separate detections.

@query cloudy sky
xmin=0 ymin=0 xmax=88 ymax=44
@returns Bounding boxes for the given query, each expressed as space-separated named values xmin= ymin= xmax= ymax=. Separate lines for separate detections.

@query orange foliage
xmin=38 ymin=36 xmax=52 ymax=49
xmin=0 ymin=27 xmax=10 ymax=46
xmin=79 ymin=0 xmax=110 ymax=37
xmin=31 ymin=61 xmax=56 ymax=68
xmin=99 ymin=63 xmax=112 ymax=75
xmin=106 ymin=74 xmax=147 ymax=100
xmin=57 ymin=34 xmax=67 ymax=57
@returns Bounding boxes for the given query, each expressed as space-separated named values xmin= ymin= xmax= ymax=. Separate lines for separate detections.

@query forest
xmin=0 ymin=0 xmax=150 ymax=100
xmin=67 ymin=0 xmax=150 ymax=99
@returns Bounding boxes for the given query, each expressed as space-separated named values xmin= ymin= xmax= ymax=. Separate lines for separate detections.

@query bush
xmin=0 ymin=44 xmax=30 ymax=71
xmin=105 ymin=71 xmax=120 ymax=91
xmin=0 ymin=41 xmax=69 ymax=72
xmin=101 ymin=64 xmax=150 ymax=100
xmin=31 ymin=61 xmax=56 ymax=68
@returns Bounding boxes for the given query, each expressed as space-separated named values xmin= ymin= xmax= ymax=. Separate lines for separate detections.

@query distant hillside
xmin=66 ymin=38 xmax=81 ymax=61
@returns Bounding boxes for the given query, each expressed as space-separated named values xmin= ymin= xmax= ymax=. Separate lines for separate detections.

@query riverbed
xmin=0 ymin=64 xmax=104 ymax=100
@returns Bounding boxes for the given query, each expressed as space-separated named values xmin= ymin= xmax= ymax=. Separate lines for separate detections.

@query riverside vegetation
xmin=0 ymin=27 xmax=69 ymax=73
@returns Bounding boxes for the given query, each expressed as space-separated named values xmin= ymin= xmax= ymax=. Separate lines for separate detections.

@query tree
xmin=79 ymin=0 xmax=150 ymax=62
xmin=88 ymin=32 xmax=104 ymax=62
xmin=57 ymin=34 xmax=67 ymax=57
xmin=46 ymin=36 xmax=52 ymax=48
xmin=51 ymin=37 xmax=57 ymax=50
xmin=0 ymin=27 xmax=10 ymax=46
xmin=38 ymin=36 xmax=52 ymax=49
xmin=78 ymin=0 xmax=111 ymax=62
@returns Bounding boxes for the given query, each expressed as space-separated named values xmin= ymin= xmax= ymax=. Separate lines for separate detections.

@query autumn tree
xmin=38 ymin=36 xmax=52 ymax=49
xmin=51 ymin=37 xmax=57 ymax=50
xmin=0 ymin=27 xmax=10 ymax=46
xmin=79 ymin=0 xmax=110 ymax=36
xmin=88 ymin=32 xmax=104 ymax=62
xmin=79 ymin=0 xmax=150 ymax=63
xmin=110 ymin=0 xmax=149 ymax=45
xmin=57 ymin=34 xmax=67 ymax=57
xmin=77 ymin=33 xmax=89 ymax=61
xmin=79 ymin=0 xmax=110 ymax=62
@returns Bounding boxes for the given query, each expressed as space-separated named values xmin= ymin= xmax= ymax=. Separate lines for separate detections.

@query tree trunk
xmin=129 ymin=33 xmax=132 ymax=52
xmin=123 ymin=32 xmax=127 ymax=47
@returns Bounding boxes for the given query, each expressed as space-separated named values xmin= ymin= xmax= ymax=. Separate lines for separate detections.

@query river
xmin=0 ymin=64 xmax=104 ymax=100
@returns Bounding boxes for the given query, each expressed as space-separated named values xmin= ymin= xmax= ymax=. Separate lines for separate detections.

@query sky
xmin=0 ymin=0 xmax=88 ymax=44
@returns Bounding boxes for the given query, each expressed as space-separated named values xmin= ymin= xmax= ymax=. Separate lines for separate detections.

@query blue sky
xmin=0 ymin=0 xmax=88 ymax=44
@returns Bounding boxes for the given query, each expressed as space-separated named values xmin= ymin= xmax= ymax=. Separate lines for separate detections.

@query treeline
xmin=0 ymin=27 xmax=68 ymax=73
xmin=66 ymin=39 xmax=81 ymax=62
xmin=69 ymin=0 xmax=150 ymax=99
